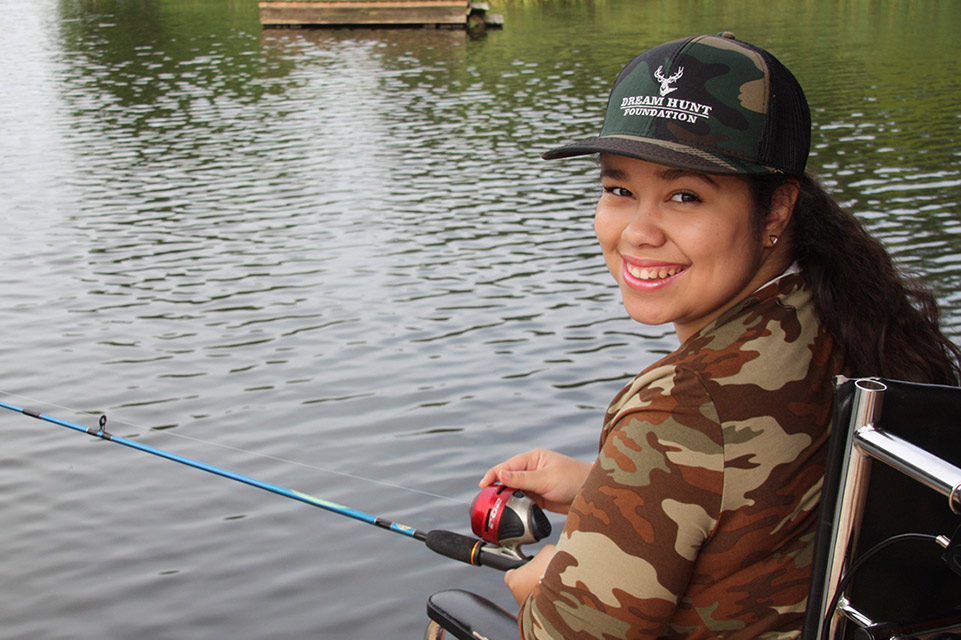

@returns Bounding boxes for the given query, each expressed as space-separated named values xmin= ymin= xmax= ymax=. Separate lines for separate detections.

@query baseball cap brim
xmin=542 ymin=134 xmax=778 ymax=176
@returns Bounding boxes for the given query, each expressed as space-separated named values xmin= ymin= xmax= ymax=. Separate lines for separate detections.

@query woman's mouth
xmin=626 ymin=264 xmax=685 ymax=280
xmin=621 ymin=261 xmax=687 ymax=290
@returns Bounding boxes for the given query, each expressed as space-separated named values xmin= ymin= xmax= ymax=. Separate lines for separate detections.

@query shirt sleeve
xmin=519 ymin=365 xmax=725 ymax=639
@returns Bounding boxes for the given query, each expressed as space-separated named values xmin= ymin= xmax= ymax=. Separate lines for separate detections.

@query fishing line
xmin=0 ymin=389 xmax=466 ymax=506
xmin=0 ymin=397 xmax=534 ymax=572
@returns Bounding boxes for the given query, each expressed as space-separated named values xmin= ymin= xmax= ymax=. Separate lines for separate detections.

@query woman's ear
xmin=764 ymin=179 xmax=800 ymax=241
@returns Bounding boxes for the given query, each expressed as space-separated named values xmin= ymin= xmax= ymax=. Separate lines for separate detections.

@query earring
xmin=769 ymin=234 xmax=779 ymax=246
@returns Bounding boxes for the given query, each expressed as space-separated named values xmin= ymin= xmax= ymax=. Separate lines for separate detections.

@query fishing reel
xmin=470 ymin=484 xmax=552 ymax=563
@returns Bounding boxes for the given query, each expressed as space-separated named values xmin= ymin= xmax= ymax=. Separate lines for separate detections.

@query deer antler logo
xmin=654 ymin=65 xmax=684 ymax=96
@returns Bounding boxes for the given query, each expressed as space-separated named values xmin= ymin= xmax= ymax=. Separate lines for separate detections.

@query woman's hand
xmin=479 ymin=449 xmax=592 ymax=514
xmin=505 ymin=543 xmax=556 ymax=605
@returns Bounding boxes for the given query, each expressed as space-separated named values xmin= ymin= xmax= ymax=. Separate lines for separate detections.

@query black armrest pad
xmin=427 ymin=589 xmax=519 ymax=640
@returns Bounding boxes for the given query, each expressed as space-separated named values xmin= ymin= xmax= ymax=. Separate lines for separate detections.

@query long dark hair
xmin=749 ymin=173 xmax=961 ymax=386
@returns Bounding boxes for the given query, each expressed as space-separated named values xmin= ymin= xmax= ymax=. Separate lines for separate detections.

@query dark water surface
xmin=2 ymin=1 xmax=960 ymax=637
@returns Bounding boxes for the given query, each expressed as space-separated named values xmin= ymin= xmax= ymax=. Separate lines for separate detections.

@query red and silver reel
xmin=470 ymin=484 xmax=551 ymax=561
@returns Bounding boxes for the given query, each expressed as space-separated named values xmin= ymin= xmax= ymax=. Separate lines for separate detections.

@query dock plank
xmin=259 ymin=0 xmax=469 ymax=26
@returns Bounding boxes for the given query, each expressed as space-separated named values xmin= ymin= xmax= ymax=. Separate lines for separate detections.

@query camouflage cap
xmin=542 ymin=33 xmax=811 ymax=176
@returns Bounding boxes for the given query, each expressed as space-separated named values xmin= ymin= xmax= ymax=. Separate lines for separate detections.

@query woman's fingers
xmin=504 ymin=544 xmax=556 ymax=605
xmin=477 ymin=449 xmax=593 ymax=514
xmin=478 ymin=450 xmax=545 ymax=488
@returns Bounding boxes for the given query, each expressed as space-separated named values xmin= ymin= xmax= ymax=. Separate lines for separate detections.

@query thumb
xmin=498 ymin=468 xmax=542 ymax=492
xmin=498 ymin=468 xmax=519 ymax=485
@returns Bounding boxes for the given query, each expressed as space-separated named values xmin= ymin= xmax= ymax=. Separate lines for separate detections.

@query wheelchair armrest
xmin=426 ymin=589 xmax=519 ymax=640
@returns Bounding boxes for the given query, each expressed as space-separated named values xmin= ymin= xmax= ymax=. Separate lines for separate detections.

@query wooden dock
xmin=258 ymin=0 xmax=478 ymax=27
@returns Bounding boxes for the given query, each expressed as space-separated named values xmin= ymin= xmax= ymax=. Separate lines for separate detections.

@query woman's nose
xmin=621 ymin=201 xmax=666 ymax=247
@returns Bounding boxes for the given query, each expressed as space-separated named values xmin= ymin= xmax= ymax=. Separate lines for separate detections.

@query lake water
xmin=2 ymin=0 xmax=960 ymax=637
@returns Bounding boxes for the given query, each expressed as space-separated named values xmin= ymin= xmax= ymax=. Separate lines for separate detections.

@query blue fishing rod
xmin=0 ymin=399 xmax=549 ymax=571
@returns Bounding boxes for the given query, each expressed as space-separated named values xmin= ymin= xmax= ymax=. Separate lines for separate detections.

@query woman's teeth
xmin=627 ymin=265 xmax=684 ymax=281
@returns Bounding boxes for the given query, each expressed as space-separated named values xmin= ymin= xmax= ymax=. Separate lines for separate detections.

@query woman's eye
xmin=603 ymin=185 xmax=634 ymax=198
xmin=670 ymin=191 xmax=701 ymax=204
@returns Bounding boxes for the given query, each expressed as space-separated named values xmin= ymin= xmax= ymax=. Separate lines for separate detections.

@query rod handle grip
xmin=424 ymin=529 xmax=527 ymax=572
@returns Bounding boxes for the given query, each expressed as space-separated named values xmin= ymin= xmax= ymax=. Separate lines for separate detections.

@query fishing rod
xmin=0 ymin=399 xmax=549 ymax=572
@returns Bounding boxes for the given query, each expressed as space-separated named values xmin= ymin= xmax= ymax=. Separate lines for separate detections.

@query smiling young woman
xmin=594 ymin=154 xmax=796 ymax=342
xmin=478 ymin=33 xmax=961 ymax=640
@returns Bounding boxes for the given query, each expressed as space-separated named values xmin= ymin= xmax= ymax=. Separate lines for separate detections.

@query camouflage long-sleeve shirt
xmin=519 ymin=273 xmax=842 ymax=639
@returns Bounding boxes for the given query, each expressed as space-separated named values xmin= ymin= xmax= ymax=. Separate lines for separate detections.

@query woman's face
xmin=595 ymin=154 xmax=784 ymax=342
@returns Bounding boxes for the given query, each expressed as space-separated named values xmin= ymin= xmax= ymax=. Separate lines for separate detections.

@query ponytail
xmin=750 ymin=174 xmax=961 ymax=386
